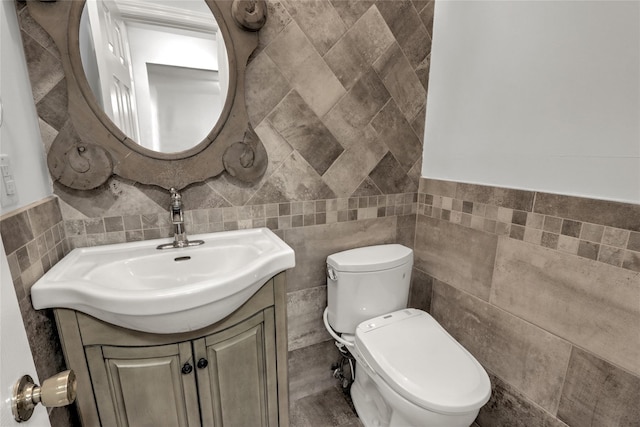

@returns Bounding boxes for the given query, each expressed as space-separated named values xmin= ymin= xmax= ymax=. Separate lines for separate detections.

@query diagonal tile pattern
xmin=19 ymin=0 xmax=433 ymax=218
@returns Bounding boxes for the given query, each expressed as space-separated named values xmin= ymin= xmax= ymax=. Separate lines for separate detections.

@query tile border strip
xmin=61 ymin=193 xmax=418 ymax=249
xmin=417 ymin=192 xmax=639 ymax=272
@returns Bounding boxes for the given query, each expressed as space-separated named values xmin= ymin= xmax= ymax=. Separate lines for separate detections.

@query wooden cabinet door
xmin=86 ymin=341 xmax=200 ymax=427
xmin=194 ymin=309 xmax=278 ymax=427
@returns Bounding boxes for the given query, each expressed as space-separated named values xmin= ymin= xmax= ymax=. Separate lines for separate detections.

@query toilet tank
xmin=326 ymin=244 xmax=413 ymax=334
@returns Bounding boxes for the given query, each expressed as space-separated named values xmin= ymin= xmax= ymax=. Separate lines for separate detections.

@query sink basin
xmin=31 ymin=228 xmax=295 ymax=334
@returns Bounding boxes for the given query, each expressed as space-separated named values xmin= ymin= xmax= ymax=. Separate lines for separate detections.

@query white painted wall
xmin=0 ymin=0 xmax=52 ymax=216
xmin=0 ymin=239 xmax=51 ymax=427
xmin=0 ymin=9 xmax=52 ymax=425
xmin=423 ymin=0 xmax=640 ymax=204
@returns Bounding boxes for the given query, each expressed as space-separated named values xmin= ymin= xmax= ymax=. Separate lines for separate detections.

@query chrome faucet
xmin=157 ymin=188 xmax=205 ymax=250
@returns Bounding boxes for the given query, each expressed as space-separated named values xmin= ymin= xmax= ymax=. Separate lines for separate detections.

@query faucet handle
xmin=169 ymin=188 xmax=182 ymax=207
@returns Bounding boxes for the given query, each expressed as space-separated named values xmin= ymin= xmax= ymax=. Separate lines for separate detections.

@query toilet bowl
xmin=324 ymin=244 xmax=491 ymax=427
xmin=350 ymin=309 xmax=490 ymax=427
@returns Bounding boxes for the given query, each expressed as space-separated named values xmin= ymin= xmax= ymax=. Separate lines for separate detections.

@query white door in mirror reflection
xmin=85 ymin=0 xmax=140 ymax=142
xmin=147 ymin=64 xmax=221 ymax=153
xmin=81 ymin=0 xmax=227 ymax=154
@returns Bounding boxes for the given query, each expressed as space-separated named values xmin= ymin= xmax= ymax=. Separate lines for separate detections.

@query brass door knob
xmin=12 ymin=370 xmax=77 ymax=422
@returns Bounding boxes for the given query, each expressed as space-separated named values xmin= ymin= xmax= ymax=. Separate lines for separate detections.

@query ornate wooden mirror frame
xmin=25 ymin=0 xmax=268 ymax=191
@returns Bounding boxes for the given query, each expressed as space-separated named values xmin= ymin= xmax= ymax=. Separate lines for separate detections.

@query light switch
xmin=0 ymin=154 xmax=18 ymax=207
xmin=5 ymin=179 xmax=16 ymax=195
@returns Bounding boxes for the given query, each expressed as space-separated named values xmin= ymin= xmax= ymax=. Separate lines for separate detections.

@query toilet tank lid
xmin=327 ymin=244 xmax=413 ymax=272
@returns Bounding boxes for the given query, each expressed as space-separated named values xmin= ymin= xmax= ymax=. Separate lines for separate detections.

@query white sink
xmin=31 ymin=228 xmax=295 ymax=334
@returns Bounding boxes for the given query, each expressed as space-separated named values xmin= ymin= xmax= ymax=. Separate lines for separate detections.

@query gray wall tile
xmin=534 ymin=192 xmax=640 ymax=232
xmin=290 ymin=387 xmax=362 ymax=427
xmin=265 ymin=22 xmax=345 ymax=117
xmin=368 ymin=152 xmax=418 ymax=195
xmin=20 ymin=29 xmax=64 ymax=103
xmin=324 ymin=5 xmax=394 ymax=90
xmin=477 ymin=372 xmax=569 ymax=427
xmin=329 ymin=0 xmax=375 ymax=27
xmin=558 ymin=348 xmax=640 ymax=427
xmin=419 ymin=178 xmax=457 ymax=198
xmin=408 ymin=267 xmax=433 ymax=312
xmin=371 ymin=100 xmax=423 ymax=173
xmin=282 ymin=0 xmax=346 ymax=56
xmin=284 ymin=217 xmax=397 ymax=292
xmin=415 ymin=215 xmax=497 ymax=301
xmin=246 ymin=52 xmax=291 ymax=124
xmin=287 ymin=285 xmax=330 ymax=351
xmin=288 ymin=340 xmax=340 ymax=401
xmin=455 ymin=183 xmax=535 ymax=211
xmin=491 ymin=238 xmax=640 ymax=375
xmin=0 ymin=210 xmax=34 ymax=254
xmin=268 ymin=91 xmax=343 ymax=176
xmin=432 ymin=281 xmax=572 ymax=413
xmin=322 ymin=126 xmax=387 ymax=197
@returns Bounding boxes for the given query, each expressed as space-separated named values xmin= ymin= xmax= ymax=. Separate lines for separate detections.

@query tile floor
xmin=290 ymin=387 xmax=363 ymax=427
xmin=290 ymin=386 xmax=481 ymax=427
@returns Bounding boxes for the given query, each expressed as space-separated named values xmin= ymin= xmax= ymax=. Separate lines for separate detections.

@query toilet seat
xmin=355 ymin=308 xmax=491 ymax=415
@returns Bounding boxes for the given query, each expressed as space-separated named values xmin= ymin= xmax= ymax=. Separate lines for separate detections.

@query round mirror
xmin=78 ymin=0 xmax=229 ymax=154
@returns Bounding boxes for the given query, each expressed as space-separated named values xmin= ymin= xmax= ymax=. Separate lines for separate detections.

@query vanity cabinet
xmin=55 ymin=273 xmax=288 ymax=427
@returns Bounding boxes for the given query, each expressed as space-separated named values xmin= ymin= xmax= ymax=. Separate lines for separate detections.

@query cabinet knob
xmin=197 ymin=358 xmax=208 ymax=369
xmin=181 ymin=362 xmax=193 ymax=375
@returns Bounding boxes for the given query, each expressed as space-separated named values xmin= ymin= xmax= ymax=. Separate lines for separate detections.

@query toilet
xmin=323 ymin=244 xmax=491 ymax=427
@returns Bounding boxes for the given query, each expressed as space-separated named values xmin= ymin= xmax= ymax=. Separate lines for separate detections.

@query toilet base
xmin=351 ymin=361 xmax=479 ymax=427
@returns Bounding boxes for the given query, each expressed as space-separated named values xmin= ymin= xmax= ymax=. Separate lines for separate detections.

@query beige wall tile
xmin=0 ymin=211 xmax=34 ymax=254
xmin=282 ymin=0 xmax=346 ymax=55
xmin=324 ymin=5 xmax=395 ymax=90
xmin=20 ymin=31 xmax=64 ymax=103
xmin=245 ymin=52 xmax=291 ymax=124
xmin=534 ymin=193 xmax=640 ymax=232
xmin=321 ymin=127 xmax=387 ymax=197
xmin=373 ymin=42 xmax=426 ymax=121
xmin=408 ymin=267 xmax=433 ymax=312
xmin=491 ymin=238 xmax=640 ymax=375
xmin=432 ymin=281 xmax=572 ymax=413
xmin=284 ymin=217 xmax=397 ymax=291
xmin=290 ymin=388 xmax=361 ymax=426
xmin=622 ymin=250 xmax=640 ymax=272
xmin=455 ymin=183 xmax=534 ymax=211
xmin=415 ymin=215 xmax=497 ymax=301
xmin=288 ymin=340 xmax=340 ymax=401
xmin=418 ymin=177 xmax=457 ymax=197
xmin=267 ymin=91 xmax=344 ymax=176
xmin=287 ymin=285 xmax=330 ymax=351
xmin=246 ymin=152 xmax=336 ymax=205
xmin=558 ymin=348 xmax=640 ymax=426
xmin=370 ymin=100 xmax=423 ymax=173
xmin=266 ymin=23 xmax=345 ymax=117
xmin=477 ymin=372 xmax=569 ymax=427
xmin=28 ymin=197 xmax=63 ymax=236
xmin=329 ymin=0 xmax=375 ymax=27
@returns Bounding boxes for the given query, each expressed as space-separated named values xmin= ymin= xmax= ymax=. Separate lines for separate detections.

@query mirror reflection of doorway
xmin=80 ymin=0 xmax=227 ymax=153
xmin=147 ymin=64 xmax=221 ymax=153
xmin=84 ymin=0 xmax=140 ymax=141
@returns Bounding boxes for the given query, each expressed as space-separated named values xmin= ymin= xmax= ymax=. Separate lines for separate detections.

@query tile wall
xmin=15 ymin=0 xmax=434 ymax=420
xmin=0 ymin=197 xmax=77 ymax=426
xmin=0 ymin=193 xmax=416 ymax=417
xmin=5 ymin=181 xmax=638 ymax=427
xmin=11 ymin=0 xmax=640 ymax=425
xmin=19 ymin=0 xmax=433 ymax=220
xmin=413 ymin=178 xmax=640 ymax=426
